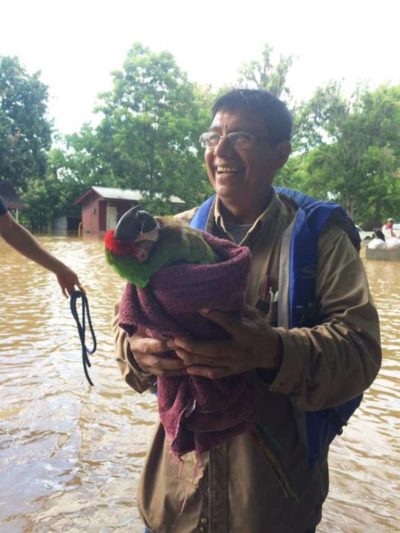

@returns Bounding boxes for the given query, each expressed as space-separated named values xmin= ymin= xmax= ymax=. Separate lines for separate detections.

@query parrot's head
xmin=105 ymin=205 xmax=160 ymax=263
xmin=105 ymin=205 xmax=218 ymax=288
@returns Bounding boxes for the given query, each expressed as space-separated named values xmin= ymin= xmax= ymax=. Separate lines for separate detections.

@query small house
xmin=75 ymin=186 xmax=184 ymax=236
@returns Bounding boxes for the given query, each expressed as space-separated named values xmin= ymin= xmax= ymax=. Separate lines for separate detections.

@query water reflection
xmin=0 ymin=238 xmax=398 ymax=532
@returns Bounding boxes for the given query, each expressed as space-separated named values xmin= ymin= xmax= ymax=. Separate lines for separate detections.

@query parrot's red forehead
xmin=104 ymin=230 xmax=141 ymax=256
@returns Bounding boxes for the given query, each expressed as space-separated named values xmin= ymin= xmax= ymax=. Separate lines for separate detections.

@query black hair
xmin=212 ymin=88 xmax=292 ymax=145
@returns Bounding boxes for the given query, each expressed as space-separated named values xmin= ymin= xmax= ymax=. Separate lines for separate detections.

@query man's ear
xmin=275 ymin=141 xmax=291 ymax=169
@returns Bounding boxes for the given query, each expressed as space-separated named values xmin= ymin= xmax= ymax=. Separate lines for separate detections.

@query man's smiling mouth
xmin=216 ymin=166 xmax=240 ymax=174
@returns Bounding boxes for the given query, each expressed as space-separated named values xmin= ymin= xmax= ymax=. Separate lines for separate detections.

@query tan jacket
xmin=113 ymin=190 xmax=381 ymax=533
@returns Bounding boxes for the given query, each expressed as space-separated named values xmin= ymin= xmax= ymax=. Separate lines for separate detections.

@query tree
xmin=291 ymin=82 xmax=348 ymax=153
xmin=237 ymin=44 xmax=294 ymax=99
xmin=19 ymin=148 xmax=87 ymax=231
xmin=65 ymin=44 xmax=214 ymax=213
xmin=21 ymin=175 xmax=62 ymax=230
xmin=280 ymin=84 xmax=400 ymax=226
xmin=0 ymin=56 xmax=52 ymax=189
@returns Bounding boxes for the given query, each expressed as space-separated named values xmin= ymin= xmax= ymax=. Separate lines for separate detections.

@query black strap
xmin=70 ymin=290 xmax=97 ymax=386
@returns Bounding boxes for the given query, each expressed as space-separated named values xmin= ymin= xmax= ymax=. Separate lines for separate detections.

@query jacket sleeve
xmin=269 ymin=223 xmax=381 ymax=410
xmin=112 ymin=301 xmax=157 ymax=393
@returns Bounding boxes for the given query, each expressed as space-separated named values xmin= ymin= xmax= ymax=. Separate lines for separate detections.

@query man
xmin=0 ymin=197 xmax=83 ymax=296
xmin=113 ymin=89 xmax=381 ymax=532
xmin=381 ymin=217 xmax=397 ymax=240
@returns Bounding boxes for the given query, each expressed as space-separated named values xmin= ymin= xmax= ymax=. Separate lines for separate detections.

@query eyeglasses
xmin=199 ymin=131 xmax=269 ymax=151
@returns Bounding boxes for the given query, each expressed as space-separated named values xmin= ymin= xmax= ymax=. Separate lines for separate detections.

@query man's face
xmin=204 ymin=108 xmax=290 ymax=210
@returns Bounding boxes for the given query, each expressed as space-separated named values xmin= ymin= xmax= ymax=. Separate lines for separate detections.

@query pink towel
xmin=119 ymin=231 xmax=256 ymax=456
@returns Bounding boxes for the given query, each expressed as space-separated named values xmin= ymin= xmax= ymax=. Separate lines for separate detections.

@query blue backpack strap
xmin=189 ymin=195 xmax=215 ymax=231
xmin=275 ymin=187 xmax=362 ymax=467
xmin=275 ymin=187 xmax=360 ymax=328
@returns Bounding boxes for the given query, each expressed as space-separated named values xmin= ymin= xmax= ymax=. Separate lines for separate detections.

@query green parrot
xmin=104 ymin=205 xmax=219 ymax=287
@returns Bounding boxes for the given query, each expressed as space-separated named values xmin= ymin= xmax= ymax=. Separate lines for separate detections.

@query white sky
xmin=1 ymin=0 xmax=399 ymax=135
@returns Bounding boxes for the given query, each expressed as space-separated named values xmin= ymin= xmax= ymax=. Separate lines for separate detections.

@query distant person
xmin=381 ymin=219 xmax=400 ymax=250
xmin=0 ymin=197 xmax=83 ymax=297
xmin=381 ymin=218 xmax=397 ymax=239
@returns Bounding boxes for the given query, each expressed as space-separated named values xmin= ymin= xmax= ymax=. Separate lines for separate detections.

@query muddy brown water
xmin=0 ymin=237 xmax=398 ymax=532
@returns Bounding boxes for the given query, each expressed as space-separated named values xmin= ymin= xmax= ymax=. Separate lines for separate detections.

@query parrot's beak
xmin=114 ymin=205 xmax=158 ymax=241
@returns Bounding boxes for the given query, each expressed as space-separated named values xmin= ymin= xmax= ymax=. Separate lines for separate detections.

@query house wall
xmin=116 ymin=200 xmax=137 ymax=221
xmin=80 ymin=194 xmax=138 ymax=235
xmin=81 ymin=193 xmax=101 ymax=234
xmin=53 ymin=216 xmax=81 ymax=232
xmin=53 ymin=216 xmax=68 ymax=231
xmin=99 ymin=201 xmax=107 ymax=231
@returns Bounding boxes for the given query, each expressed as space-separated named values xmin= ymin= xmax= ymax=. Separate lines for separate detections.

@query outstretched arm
xmin=0 ymin=211 xmax=83 ymax=297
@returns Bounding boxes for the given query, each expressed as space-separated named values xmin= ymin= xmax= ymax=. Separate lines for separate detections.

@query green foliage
xmin=237 ymin=44 xmax=294 ymax=99
xmin=285 ymin=84 xmax=400 ymax=226
xmin=292 ymin=82 xmax=348 ymax=152
xmin=20 ymin=174 xmax=61 ymax=230
xmin=20 ymin=148 xmax=86 ymax=230
xmin=0 ymin=56 xmax=52 ymax=189
xmin=64 ymin=44 xmax=214 ymax=214
xmin=5 ymin=42 xmax=398 ymax=231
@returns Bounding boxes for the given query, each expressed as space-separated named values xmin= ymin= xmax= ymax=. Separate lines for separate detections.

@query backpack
xmin=189 ymin=187 xmax=362 ymax=467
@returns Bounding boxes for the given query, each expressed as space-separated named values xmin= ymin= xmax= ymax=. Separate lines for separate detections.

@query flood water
xmin=0 ymin=236 xmax=398 ymax=532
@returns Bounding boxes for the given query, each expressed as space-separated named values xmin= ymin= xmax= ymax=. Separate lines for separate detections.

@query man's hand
xmin=129 ymin=334 xmax=187 ymax=377
xmin=167 ymin=305 xmax=282 ymax=379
